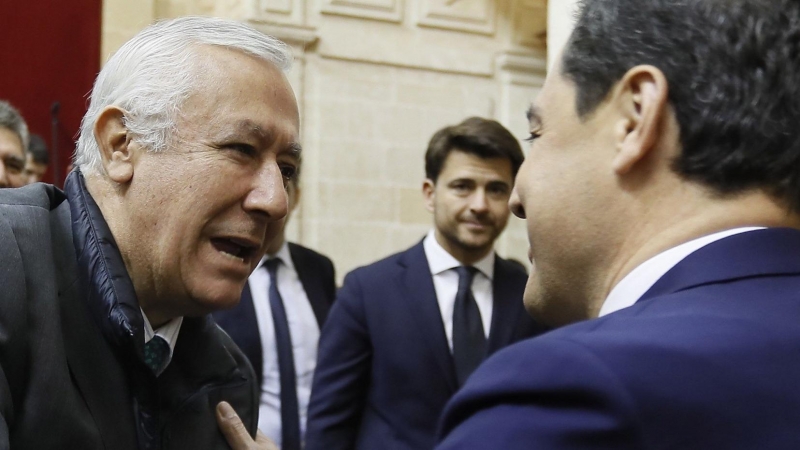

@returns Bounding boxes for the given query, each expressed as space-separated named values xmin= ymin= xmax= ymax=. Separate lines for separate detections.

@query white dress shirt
xmin=599 ymin=227 xmax=764 ymax=317
xmin=423 ymin=230 xmax=495 ymax=351
xmin=248 ymin=242 xmax=320 ymax=447
xmin=141 ymin=310 xmax=183 ymax=377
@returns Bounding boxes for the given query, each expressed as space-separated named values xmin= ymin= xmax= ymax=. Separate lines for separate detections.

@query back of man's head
xmin=74 ymin=16 xmax=293 ymax=176
xmin=562 ymin=0 xmax=800 ymax=210
xmin=425 ymin=117 xmax=523 ymax=183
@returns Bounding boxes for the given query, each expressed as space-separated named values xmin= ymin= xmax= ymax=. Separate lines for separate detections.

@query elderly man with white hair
xmin=0 ymin=17 xmax=299 ymax=450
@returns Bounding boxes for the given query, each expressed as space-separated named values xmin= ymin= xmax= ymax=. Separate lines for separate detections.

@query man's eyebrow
xmin=286 ymin=142 xmax=303 ymax=159
xmin=526 ymin=105 xmax=543 ymax=129
xmin=4 ymin=155 xmax=25 ymax=166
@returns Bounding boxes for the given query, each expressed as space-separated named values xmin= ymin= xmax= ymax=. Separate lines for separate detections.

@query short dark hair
xmin=27 ymin=134 xmax=49 ymax=165
xmin=562 ymin=0 xmax=800 ymax=210
xmin=425 ymin=117 xmax=524 ymax=182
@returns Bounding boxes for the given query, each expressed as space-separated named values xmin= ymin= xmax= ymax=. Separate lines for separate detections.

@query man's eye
xmin=280 ymin=165 xmax=297 ymax=180
xmin=524 ymin=131 xmax=542 ymax=142
xmin=4 ymin=159 xmax=24 ymax=173
xmin=228 ymin=143 xmax=256 ymax=156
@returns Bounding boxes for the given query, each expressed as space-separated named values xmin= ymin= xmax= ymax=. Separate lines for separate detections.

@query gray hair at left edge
xmin=0 ymin=100 xmax=30 ymax=151
xmin=74 ymin=16 xmax=293 ymax=175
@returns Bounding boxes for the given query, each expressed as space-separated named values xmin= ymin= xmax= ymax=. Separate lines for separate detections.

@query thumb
xmin=216 ymin=401 xmax=253 ymax=448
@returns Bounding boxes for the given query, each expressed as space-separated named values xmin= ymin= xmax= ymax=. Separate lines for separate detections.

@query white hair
xmin=75 ymin=16 xmax=293 ymax=175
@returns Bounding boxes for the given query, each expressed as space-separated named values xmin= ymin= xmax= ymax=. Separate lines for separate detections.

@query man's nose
xmin=469 ymin=189 xmax=490 ymax=214
xmin=243 ymin=162 xmax=289 ymax=223
xmin=509 ymin=187 xmax=526 ymax=219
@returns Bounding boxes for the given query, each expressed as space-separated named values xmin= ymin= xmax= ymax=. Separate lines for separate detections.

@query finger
xmin=216 ymin=401 xmax=254 ymax=449
xmin=254 ymin=430 xmax=279 ymax=450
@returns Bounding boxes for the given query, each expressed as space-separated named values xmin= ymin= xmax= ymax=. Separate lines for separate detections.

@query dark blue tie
xmin=143 ymin=335 xmax=170 ymax=375
xmin=265 ymin=258 xmax=301 ymax=450
xmin=452 ymin=266 xmax=487 ymax=387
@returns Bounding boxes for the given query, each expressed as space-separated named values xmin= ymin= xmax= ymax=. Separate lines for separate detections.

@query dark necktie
xmin=264 ymin=258 xmax=301 ymax=450
xmin=452 ymin=266 xmax=487 ymax=387
xmin=143 ymin=335 xmax=170 ymax=375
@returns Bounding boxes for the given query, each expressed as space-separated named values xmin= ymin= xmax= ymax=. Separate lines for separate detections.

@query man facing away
xmin=437 ymin=0 xmax=800 ymax=448
xmin=214 ymin=172 xmax=337 ymax=450
xmin=0 ymin=17 xmax=301 ymax=449
xmin=305 ymin=117 xmax=548 ymax=450
xmin=0 ymin=100 xmax=29 ymax=189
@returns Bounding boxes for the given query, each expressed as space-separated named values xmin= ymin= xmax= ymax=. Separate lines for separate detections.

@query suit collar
xmin=640 ymin=227 xmax=800 ymax=303
xmin=602 ymin=227 xmax=764 ymax=316
xmin=65 ymin=169 xmax=144 ymax=358
xmin=422 ymin=230 xmax=495 ymax=280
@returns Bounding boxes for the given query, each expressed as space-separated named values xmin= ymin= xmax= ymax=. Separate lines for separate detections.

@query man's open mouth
xmin=211 ymin=237 xmax=259 ymax=262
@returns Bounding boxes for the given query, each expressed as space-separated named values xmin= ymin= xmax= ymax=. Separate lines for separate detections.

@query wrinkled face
xmin=0 ymin=127 xmax=26 ymax=188
xmin=510 ymin=65 xmax=621 ymax=326
xmin=119 ymin=46 xmax=300 ymax=319
xmin=424 ymin=150 xmax=514 ymax=263
xmin=24 ymin=154 xmax=48 ymax=184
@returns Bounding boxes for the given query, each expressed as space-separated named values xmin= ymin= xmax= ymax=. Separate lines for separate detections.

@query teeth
xmin=220 ymin=249 xmax=245 ymax=262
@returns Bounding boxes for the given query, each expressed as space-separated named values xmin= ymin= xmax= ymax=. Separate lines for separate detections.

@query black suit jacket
xmin=213 ymin=243 xmax=337 ymax=387
xmin=305 ymin=241 xmax=547 ymax=450
xmin=0 ymin=175 xmax=258 ymax=449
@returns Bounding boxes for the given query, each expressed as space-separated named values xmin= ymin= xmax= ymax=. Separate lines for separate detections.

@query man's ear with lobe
xmin=94 ymin=106 xmax=136 ymax=184
xmin=610 ymin=65 xmax=670 ymax=175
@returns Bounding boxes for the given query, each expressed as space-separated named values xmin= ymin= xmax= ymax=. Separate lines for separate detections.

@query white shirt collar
xmin=141 ymin=309 xmax=183 ymax=359
xmin=257 ymin=241 xmax=294 ymax=272
xmin=599 ymin=227 xmax=764 ymax=317
xmin=423 ymin=229 xmax=495 ymax=280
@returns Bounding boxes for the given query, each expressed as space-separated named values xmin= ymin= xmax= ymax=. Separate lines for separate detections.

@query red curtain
xmin=0 ymin=0 xmax=102 ymax=186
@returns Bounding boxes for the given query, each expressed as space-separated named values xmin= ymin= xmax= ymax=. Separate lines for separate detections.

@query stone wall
xmin=102 ymin=0 xmax=548 ymax=282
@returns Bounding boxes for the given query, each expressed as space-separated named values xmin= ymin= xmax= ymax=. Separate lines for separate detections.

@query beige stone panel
xmin=318 ymin=182 xmax=396 ymax=222
xmin=101 ymin=0 xmax=156 ymax=62
xmin=318 ymin=139 xmax=388 ymax=183
xmin=398 ymin=187 xmax=429 ymax=225
xmin=385 ymin=144 xmax=426 ymax=187
xmin=396 ymin=84 xmax=465 ymax=109
xmin=313 ymin=16 xmax=503 ymax=76
xmin=154 ymin=0 xmax=249 ymax=18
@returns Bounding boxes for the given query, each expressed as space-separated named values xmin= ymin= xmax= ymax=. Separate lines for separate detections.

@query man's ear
xmin=422 ymin=178 xmax=436 ymax=213
xmin=94 ymin=106 xmax=135 ymax=184
xmin=611 ymin=65 xmax=669 ymax=175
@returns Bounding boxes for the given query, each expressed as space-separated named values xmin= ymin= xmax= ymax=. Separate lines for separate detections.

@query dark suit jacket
xmin=305 ymin=241 xmax=547 ymax=450
xmin=0 ymin=174 xmax=258 ymax=450
xmin=213 ymin=243 xmax=337 ymax=387
xmin=437 ymin=228 xmax=800 ymax=449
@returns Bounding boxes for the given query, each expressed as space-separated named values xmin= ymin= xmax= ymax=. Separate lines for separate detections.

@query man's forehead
xmin=0 ymin=127 xmax=24 ymax=157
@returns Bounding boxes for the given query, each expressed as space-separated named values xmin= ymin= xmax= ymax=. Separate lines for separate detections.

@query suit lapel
xmin=289 ymin=243 xmax=331 ymax=328
xmin=486 ymin=257 xmax=519 ymax=355
xmin=396 ymin=242 xmax=458 ymax=392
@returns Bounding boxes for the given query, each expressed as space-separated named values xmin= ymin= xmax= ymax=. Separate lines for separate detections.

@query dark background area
xmin=0 ymin=0 xmax=103 ymax=186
